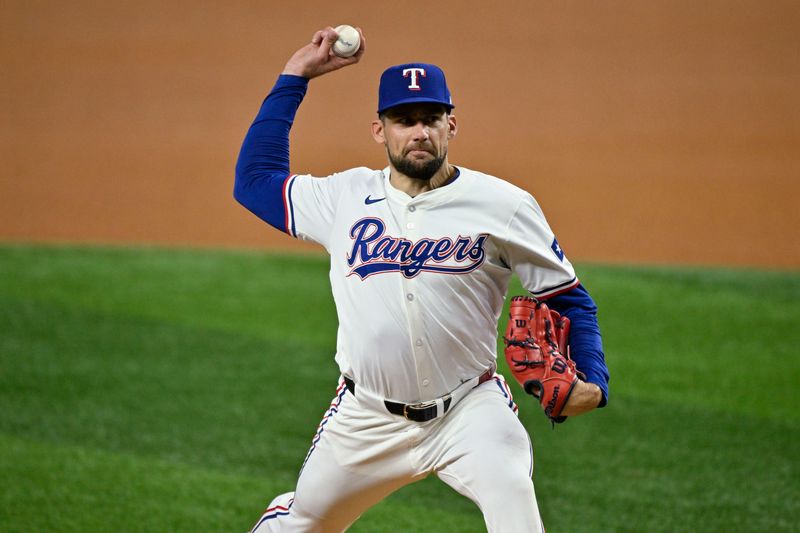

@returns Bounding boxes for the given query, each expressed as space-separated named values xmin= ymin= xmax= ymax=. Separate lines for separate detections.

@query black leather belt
xmin=343 ymin=370 xmax=493 ymax=423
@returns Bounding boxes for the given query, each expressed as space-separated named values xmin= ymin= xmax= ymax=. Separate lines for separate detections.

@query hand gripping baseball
xmin=282 ymin=26 xmax=365 ymax=79
xmin=503 ymin=296 xmax=583 ymax=423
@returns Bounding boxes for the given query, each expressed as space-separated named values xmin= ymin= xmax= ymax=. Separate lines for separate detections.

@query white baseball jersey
xmin=282 ymin=166 xmax=578 ymax=403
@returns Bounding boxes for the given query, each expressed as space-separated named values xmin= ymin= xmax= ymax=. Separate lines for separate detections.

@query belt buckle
xmin=403 ymin=401 xmax=431 ymax=420
xmin=403 ymin=395 xmax=451 ymax=421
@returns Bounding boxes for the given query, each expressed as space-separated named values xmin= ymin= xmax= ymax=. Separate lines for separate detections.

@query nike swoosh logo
xmin=365 ymin=195 xmax=386 ymax=205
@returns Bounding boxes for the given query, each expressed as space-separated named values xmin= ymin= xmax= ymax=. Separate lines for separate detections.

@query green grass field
xmin=1 ymin=244 xmax=798 ymax=532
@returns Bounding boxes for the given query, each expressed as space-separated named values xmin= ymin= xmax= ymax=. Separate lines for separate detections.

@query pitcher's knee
xmin=250 ymin=492 xmax=295 ymax=532
xmin=488 ymin=473 xmax=535 ymax=506
xmin=476 ymin=473 xmax=541 ymax=533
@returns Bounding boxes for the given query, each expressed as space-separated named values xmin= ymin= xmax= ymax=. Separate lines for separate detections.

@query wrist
xmin=282 ymin=63 xmax=308 ymax=78
xmin=584 ymin=381 xmax=602 ymax=408
xmin=561 ymin=380 xmax=602 ymax=417
xmin=273 ymin=74 xmax=310 ymax=91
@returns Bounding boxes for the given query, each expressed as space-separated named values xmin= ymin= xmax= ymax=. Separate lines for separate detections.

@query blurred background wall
xmin=1 ymin=0 xmax=798 ymax=268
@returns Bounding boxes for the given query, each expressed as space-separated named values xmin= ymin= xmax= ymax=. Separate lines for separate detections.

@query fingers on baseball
xmin=353 ymin=27 xmax=366 ymax=57
xmin=316 ymin=27 xmax=337 ymax=56
xmin=323 ymin=26 xmax=339 ymax=44
xmin=333 ymin=31 xmax=366 ymax=65
xmin=309 ymin=26 xmax=364 ymax=67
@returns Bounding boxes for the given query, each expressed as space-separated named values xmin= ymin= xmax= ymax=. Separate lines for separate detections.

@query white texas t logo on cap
xmin=377 ymin=63 xmax=453 ymax=114
xmin=402 ymin=68 xmax=426 ymax=90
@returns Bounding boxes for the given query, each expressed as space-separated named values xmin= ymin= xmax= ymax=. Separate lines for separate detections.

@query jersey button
xmin=407 ymin=293 xmax=414 ymax=301
xmin=406 ymin=222 xmax=415 ymax=229
xmin=415 ymin=339 xmax=423 ymax=347
xmin=408 ymin=206 xmax=416 ymax=212
xmin=422 ymin=379 xmax=430 ymax=387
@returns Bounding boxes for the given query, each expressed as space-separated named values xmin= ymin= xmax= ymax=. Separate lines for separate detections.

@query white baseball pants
xmin=250 ymin=375 xmax=543 ymax=533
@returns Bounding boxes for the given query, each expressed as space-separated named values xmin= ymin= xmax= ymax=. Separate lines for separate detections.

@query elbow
xmin=231 ymin=167 xmax=289 ymax=231
xmin=233 ymin=163 xmax=258 ymax=211
xmin=233 ymin=170 xmax=248 ymax=207
xmin=232 ymin=174 xmax=265 ymax=221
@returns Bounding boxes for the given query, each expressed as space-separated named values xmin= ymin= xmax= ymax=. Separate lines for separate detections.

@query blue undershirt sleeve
xmin=545 ymin=284 xmax=610 ymax=407
xmin=234 ymin=74 xmax=309 ymax=233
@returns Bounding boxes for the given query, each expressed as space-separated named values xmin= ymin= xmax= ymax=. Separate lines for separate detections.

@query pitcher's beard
xmin=388 ymin=148 xmax=447 ymax=181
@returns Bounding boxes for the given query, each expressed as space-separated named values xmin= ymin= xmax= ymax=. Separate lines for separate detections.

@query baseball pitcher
xmin=235 ymin=26 xmax=610 ymax=532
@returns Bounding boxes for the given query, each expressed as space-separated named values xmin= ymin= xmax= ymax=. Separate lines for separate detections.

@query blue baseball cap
xmin=377 ymin=63 xmax=455 ymax=114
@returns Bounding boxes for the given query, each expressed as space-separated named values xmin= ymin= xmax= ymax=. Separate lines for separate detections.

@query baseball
xmin=332 ymin=25 xmax=360 ymax=58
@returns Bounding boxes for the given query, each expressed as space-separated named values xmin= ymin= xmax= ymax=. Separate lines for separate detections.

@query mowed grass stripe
xmin=0 ymin=433 xmax=269 ymax=533
xmin=0 ymin=244 xmax=338 ymax=344
xmin=1 ymin=244 xmax=798 ymax=532
xmin=0 ymin=296 xmax=334 ymax=474
xmin=524 ymin=395 xmax=798 ymax=532
xmin=575 ymin=263 xmax=800 ymax=421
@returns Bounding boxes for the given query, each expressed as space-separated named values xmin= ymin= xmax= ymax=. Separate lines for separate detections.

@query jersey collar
xmin=382 ymin=166 xmax=467 ymax=206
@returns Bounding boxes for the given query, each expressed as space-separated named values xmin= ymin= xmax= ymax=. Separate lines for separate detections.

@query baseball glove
xmin=503 ymin=296 xmax=583 ymax=423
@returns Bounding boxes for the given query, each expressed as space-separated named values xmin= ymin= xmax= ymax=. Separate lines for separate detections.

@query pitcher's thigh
xmin=435 ymin=382 xmax=542 ymax=532
xmin=252 ymin=390 xmax=420 ymax=532
xmin=292 ymin=440 xmax=413 ymax=532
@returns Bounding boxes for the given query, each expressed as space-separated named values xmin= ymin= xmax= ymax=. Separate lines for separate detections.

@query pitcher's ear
xmin=371 ymin=119 xmax=386 ymax=144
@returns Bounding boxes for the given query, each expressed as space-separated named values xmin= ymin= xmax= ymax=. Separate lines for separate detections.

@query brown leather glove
xmin=503 ymin=296 xmax=583 ymax=423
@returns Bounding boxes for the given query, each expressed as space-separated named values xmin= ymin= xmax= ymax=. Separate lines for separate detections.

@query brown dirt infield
xmin=1 ymin=1 xmax=798 ymax=269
